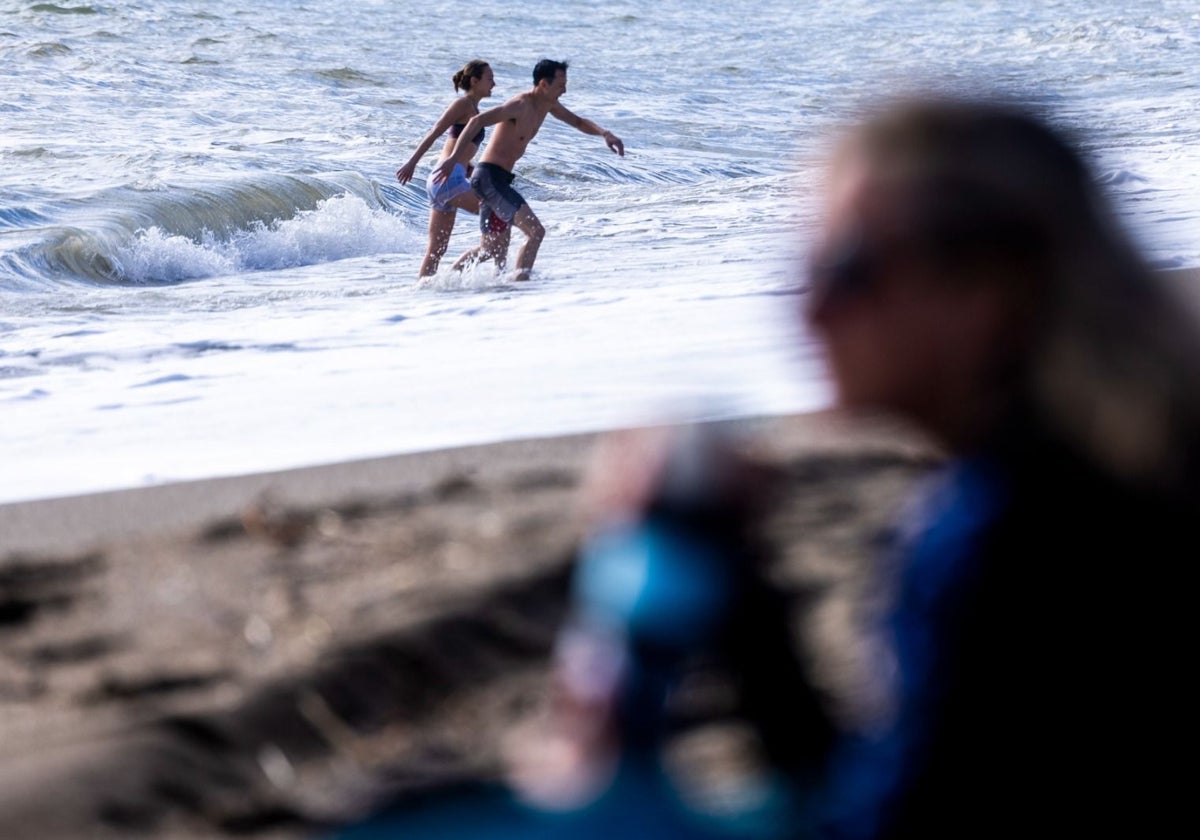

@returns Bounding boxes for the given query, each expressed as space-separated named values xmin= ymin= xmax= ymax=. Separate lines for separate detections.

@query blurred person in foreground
xmin=335 ymin=424 xmax=836 ymax=839
xmin=803 ymin=94 xmax=1199 ymax=837
xmin=507 ymin=425 xmax=836 ymax=838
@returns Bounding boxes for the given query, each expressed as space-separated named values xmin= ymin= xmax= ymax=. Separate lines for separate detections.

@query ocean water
xmin=2 ymin=0 xmax=1198 ymax=505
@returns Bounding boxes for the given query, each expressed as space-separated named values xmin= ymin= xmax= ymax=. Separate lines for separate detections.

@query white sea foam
xmin=113 ymin=227 xmax=238 ymax=283
xmin=113 ymin=194 xmax=419 ymax=283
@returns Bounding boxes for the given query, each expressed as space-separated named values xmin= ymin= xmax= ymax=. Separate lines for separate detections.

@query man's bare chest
xmin=509 ymin=105 xmax=550 ymax=144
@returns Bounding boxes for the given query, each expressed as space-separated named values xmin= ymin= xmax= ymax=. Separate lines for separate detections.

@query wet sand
xmin=0 ymin=410 xmax=941 ymax=839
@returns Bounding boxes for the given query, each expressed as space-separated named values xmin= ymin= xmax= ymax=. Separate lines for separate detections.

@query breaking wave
xmin=1 ymin=171 xmax=421 ymax=286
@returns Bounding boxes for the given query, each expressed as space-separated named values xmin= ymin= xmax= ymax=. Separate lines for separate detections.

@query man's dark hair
xmin=533 ymin=59 xmax=568 ymax=86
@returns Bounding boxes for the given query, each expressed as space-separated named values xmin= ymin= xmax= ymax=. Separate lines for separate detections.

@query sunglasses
xmin=809 ymin=186 xmax=1055 ymax=297
xmin=805 ymin=228 xmax=895 ymax=305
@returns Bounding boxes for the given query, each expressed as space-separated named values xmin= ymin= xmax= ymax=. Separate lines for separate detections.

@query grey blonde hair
xmin=848 ymin=95 xmax=1200 ymax=497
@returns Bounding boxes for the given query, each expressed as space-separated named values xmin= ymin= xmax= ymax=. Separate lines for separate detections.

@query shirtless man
xmin=432 ymin=59 xmax=624 ymax=281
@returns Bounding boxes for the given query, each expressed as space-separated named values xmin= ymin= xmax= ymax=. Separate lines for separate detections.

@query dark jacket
xmin=823 ymin=425 xmax=1193 ymax=837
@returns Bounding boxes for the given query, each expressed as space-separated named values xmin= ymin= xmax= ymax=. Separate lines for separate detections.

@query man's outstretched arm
xmin=551 ymin=103 xmax=624 ymax=156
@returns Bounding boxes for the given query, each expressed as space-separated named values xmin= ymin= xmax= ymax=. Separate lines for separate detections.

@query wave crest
xmin=3 ymin=172 xmax=422 ymax=285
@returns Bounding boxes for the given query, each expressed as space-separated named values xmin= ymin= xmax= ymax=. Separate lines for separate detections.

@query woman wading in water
xmin=397 ymin=59 xmax=509 ymax=277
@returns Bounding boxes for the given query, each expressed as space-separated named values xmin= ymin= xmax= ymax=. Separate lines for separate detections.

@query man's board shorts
xmin=471 ymin=162 xmax=525 ymax=235
xmin=425 ymin=163 xmax=473 ymax=212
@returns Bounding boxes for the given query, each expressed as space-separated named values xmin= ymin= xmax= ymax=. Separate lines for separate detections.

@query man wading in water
xmin=433 ymin=59 xmax=624 ymax=281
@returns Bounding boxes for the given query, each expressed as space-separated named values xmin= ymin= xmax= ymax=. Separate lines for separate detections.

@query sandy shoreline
xmin=1 ymin=431 xmax=603 ymax=558
xmin=0 ymin=410 xmax=941 ymax=838
xmin=3 ymin=267 xmax=1196 ymax=554
xmin=0 ymin=411 xmax=936 ymax=558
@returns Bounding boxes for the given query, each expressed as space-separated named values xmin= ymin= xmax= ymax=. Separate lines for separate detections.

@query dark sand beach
xmin=0 ymin=410 xmax=942 ymax=839
xmin=2 ymin=265 xmax=1196 ymax=839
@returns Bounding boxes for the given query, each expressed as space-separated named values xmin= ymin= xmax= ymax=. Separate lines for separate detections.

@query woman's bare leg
xmin=450 ymin=191 xmax=482 ymax=215
xmin=451 ymin=244 xmax=483 ymax=271
xmin=446 ymin=192 xmax=485 ymax=269
xmin=419 ymin=208 xmax=458 ymax=277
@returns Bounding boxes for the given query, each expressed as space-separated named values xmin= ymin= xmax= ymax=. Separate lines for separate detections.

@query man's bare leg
xmin=493 ymin=226 xmax=511 ymax=270
xmin=511 ymin=205 xmax=545 ymax=281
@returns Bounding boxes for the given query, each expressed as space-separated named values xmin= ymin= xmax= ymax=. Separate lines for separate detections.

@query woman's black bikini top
xmin=449 ymin=123 xmax=485 ymax=145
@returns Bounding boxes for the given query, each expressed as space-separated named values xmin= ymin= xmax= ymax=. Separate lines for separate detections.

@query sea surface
xmin=2 ymin=0 xmax=1198 ymax=505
